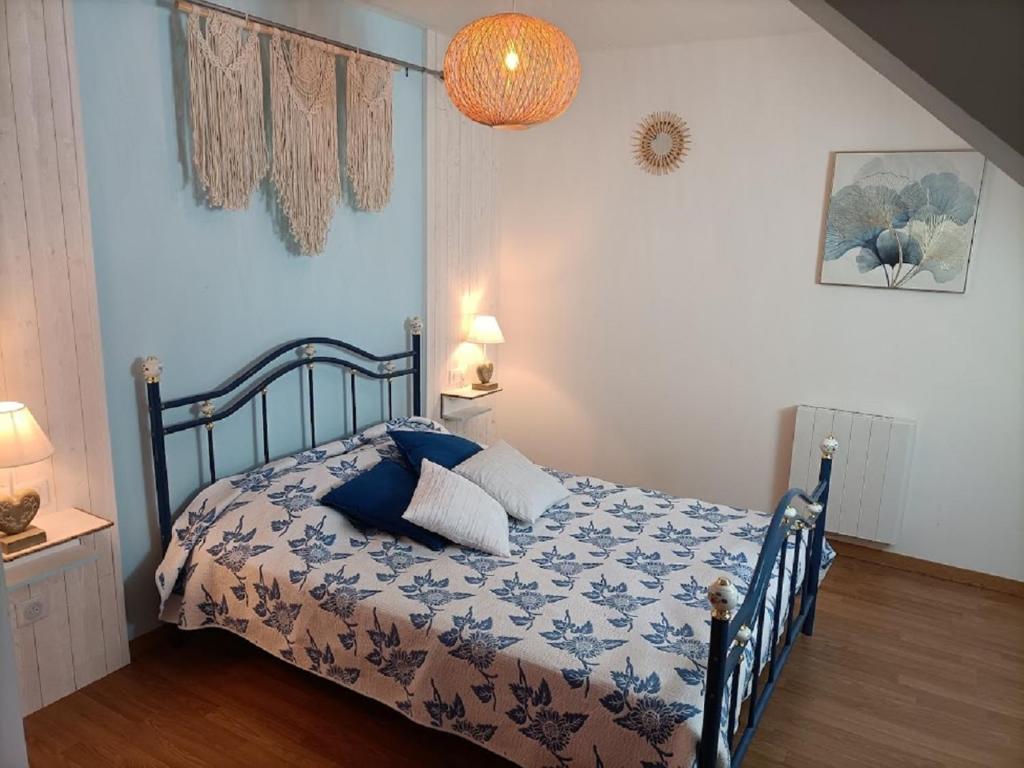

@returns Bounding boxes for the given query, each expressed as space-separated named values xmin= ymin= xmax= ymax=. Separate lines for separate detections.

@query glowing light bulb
xmin=504 ymin=48 xmax=520 ymax=71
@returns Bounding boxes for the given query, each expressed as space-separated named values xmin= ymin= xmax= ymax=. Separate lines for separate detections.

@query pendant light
xmin=443 ymin=10 xmax=581 ymax=130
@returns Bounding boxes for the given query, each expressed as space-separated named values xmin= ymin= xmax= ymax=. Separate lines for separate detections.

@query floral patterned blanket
xmin=157 ymin=419 xmax=833 ymax=768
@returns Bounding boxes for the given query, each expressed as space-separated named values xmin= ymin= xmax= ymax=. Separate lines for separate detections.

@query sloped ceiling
xmin=356 ymin=0 xmax=817 ymax=50
xmin=791 ymin=0 xmax=1023 ymax=186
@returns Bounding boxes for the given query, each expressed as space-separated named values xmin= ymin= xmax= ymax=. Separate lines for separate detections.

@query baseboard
xmin=828 ymin=537 xmax=1024 ymax=598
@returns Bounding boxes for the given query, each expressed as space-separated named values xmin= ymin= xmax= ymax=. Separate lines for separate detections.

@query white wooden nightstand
xmin=3 ymin=508 xmax=127 ymax=714
xmin=441 ymin=386 xmax=502 ymax=442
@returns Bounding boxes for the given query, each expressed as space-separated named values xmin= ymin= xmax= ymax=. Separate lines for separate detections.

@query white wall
xmin=495 ymin=30 xmax=1024 ymax=581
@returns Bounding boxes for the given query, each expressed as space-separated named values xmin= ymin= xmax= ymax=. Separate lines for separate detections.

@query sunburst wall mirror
xmin=633 ymin=111 xmax=691 ymax=175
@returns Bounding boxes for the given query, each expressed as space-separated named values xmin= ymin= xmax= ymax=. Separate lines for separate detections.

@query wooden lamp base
xmin=0 ymin=525 xmax=46 ymax=555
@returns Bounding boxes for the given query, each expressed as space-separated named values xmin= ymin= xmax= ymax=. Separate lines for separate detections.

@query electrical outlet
xmin=16 ymin=596 xmax=48 ymax=627
xmin=449 ymin=368 xmax=466 ymax=388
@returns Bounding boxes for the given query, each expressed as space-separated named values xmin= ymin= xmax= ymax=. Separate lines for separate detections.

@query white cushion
xmin=402 ymin=459 xmax=511 ymax=557
xmin=454 ymin=440 xmax=569 ymax=524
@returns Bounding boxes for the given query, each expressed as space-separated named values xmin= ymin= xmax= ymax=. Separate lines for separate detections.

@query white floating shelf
xmin=441 ymin=386 xmax=503 ymax=400
xmin=2 ymin=508 xmax=112 ymax=563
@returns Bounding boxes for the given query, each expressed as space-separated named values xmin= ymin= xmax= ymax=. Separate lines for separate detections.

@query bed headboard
xmin=141 ymin=318 xmax=423 ymax=551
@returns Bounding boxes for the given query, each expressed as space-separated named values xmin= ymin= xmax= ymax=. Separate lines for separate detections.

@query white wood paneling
xmin=8 ymin=585 xmax=42 ymax=715
xmin=64 ymin=551 xmax=108 ymax=689
xmin=789 ymin=405 xmax=915 ymax=545
xmin=1 ymin=0 xmax=128 ymax=714
xmin=0 ymin=565 xmax=29 ymax=767
xmin=30 ymin=574 xmax=75 ymax=707
xmin=424 ymin=30 xmax=499 ymax=436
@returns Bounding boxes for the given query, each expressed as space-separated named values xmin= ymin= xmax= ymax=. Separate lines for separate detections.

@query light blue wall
xmin=73 ymin=0 xmax=425 ymax=637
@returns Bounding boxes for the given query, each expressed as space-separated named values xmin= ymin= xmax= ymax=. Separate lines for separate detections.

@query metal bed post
xmin=803 ymin=435 xmax=837 ymax=636
xmin=698 ymin=576 xmax=739 ymax=767
xmin=697 ymin=435 xmax=838 ymax=767
xmin=304 ymin=344 xmax=316 ymax=447
xmin=409 ymin=316 xmax=423 ymax=417
xmin=143 ymin=356 xmax=173 ymax=552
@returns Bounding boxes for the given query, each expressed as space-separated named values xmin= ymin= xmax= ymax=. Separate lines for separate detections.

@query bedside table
xmin=3 ymin=508 xmax=128 ymax=714
xmin=441 ymin=386 xmax=502 ymax=442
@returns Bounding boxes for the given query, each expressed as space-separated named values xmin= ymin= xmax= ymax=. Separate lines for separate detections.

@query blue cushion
xmin=319 ymin=460 xmax=447 ymax=551
xmin=390 ymin=429 xmax=482 ymax=473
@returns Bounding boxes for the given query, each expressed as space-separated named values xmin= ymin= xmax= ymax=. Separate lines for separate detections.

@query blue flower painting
xmin=821 ymin=151 xmax=984 ymax=292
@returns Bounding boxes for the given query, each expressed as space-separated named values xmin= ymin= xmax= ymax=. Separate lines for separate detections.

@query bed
xmin=142 ymin=320 xmax=837 ymax=768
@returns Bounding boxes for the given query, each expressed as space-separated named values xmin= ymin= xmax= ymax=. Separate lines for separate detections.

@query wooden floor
xmin=24 ymin=556 xmax=1024 ymax=767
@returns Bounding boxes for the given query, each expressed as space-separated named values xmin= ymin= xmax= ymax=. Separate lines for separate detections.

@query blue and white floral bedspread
xmin=157 ymin=419 xmax=833 ymax=768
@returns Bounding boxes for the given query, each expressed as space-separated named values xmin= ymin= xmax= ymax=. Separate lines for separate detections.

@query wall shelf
xmin=440 ymin=386 xmax=503 ymax=401
xmin=441 ymin=387 xmax=502 ymax=420
xmin=2 ymin=508 xmax=112 ymax=564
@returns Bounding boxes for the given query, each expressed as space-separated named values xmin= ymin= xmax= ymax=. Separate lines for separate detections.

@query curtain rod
xmin=176 ymin=0 xmax=444 ymax=79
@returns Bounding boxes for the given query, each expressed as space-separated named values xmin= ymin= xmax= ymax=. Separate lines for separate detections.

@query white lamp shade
xmin=466 ymin=315 xmax=505 ymax=345
xmin=0 ymin=402 xmax=54 ymax=468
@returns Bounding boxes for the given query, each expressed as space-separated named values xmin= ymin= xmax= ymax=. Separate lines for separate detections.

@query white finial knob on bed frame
xmin=800 ymin=502 xmax=823 ymax=526
xmin=302 ymin=343 xmax=316 ymax=362
xmin=199 ymin=400 xmax=215 ymax=431
xmin=784 ymin=505 xmax=802 ymax=532
xmin=142 ymin=356 xmax=162 ymax=384
xmin=821 ymin=434 xmax=839 ymax=459
xmin=735 ymin=624 xmax=752 ymax=647
xmin=382 ymin=361 xmax=396 ymax=376
xmin=408 ymin=316 xmax=423 ymax=335
xmin=707 ymin=576 xmax=740 ymax=621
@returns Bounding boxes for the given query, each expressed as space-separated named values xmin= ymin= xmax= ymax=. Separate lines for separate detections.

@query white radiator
xmin=789 ymin=405 xmax=915 ymax=545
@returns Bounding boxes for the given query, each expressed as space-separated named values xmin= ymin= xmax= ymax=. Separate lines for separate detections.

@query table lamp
xmin=0 ymin=402 xmax=54 ymax=555
xmin=466 ymin=314 xmax=505 ymax=391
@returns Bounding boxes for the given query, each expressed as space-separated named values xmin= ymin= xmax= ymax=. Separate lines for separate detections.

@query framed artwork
xmin=819 ymin=150 xmax=985 ymax=292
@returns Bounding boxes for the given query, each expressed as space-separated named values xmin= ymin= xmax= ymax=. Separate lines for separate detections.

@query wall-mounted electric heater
xmin=789 ymin=405 xmax=915 ymax=545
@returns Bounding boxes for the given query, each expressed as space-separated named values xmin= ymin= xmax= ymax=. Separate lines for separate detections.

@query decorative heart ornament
xmin=476 ymin=361 xmax=494 ymax=385
xmin=0 ymin=489 xmax=41 ymax=535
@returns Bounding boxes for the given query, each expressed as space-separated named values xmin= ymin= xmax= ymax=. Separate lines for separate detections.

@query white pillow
xmin=402 ymin=459 xmax=511 ymax=557
xmin=454 ymin=440 xmax=569 ymax=524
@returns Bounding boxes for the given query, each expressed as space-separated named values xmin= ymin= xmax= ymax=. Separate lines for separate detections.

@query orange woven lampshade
xmin=444 ymin=13 xmax=581 ymax=130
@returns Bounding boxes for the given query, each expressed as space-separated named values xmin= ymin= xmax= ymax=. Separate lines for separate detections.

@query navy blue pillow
xmin=390 ymin=429 xmax=482 ymax=473
xmin=319 ymin=460 xmax=446 ymax=551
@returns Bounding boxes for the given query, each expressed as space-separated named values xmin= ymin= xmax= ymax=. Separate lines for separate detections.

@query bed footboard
xmin=697 ymin=436 xmax=838 ymax=767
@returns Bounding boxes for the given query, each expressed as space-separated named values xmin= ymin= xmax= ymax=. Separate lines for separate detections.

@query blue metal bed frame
xmin=140 ymin=317 xmax=835 ymax=768
xmin=698 ymin=438 xmax=836 ymax=766
xmin=142 ymin=318 xmax=423 ymax=552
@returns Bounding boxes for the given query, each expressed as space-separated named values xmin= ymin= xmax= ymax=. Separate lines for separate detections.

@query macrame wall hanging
xmin=270 ymin=34 xmax=341 ymax=255
xmin=186 ymin=12 xmax=268 ymax=209
xmin=346 ymin=57 xmax=395 ymax=212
